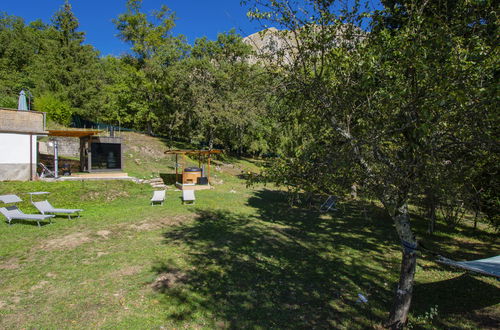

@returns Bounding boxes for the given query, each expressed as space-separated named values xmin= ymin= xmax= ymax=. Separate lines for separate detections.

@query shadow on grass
xmin=159 ymin=173 xmax=177 ymax=185
xmin=413 ymin=274 xmax=500 ymax=313
xmin=153 ymin=189 xmax=499 ymax=328
xmin=154 ymin=189 xmax=400 ymax=328
xmin=3 ymin=219 xmax=51 ymax=227
xmin=413 ymin=274 xmax=500 ymax=328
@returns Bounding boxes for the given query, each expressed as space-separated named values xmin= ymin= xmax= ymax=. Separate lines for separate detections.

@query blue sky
xmin=1 ymin=0 xmax=263 ymax=56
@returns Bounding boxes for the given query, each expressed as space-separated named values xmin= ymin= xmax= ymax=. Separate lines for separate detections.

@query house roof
xmin=48 ymin=129 xmax=101 ymax=138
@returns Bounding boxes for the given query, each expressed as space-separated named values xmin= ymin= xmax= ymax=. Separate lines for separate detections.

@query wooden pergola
xmin=48 ymin=129 xmax=101 ymax=138
xmin=164 ymin=149 xmax=223 ymax=186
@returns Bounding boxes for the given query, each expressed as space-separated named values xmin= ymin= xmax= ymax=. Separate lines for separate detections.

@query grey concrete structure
xmin=0 ymin=108 xmax=47 ymax=181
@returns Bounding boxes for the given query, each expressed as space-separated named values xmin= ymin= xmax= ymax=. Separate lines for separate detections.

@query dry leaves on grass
xmin=152 ymin=270 xmax=189 ymax=292
xmin=129 ymin=215 xmax=193 ymax=232
xmin=0 ymin=258 xmax=20 ymax=270
xmin=82 ymin=190 xmax=130 ymax=202
xmin=111 ymin=265 xmax=143 ymax=277
xmin=96 ymin=230 xmax=111 ymax=239
xmin=42 ymin=232 xmax=91 ymax=250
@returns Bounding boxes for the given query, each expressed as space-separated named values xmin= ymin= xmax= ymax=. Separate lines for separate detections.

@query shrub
xmin=34 ymin=93 xmax=73 ymax=125
xmin=0 ymin=94 xmax=17 ymax=108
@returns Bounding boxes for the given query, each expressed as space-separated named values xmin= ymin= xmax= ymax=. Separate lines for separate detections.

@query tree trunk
xmin=425 ymin=189 xmax=437 ymax=235
xmin=147 ymin=120 xmax=153 ymax=136
xmin=473 ymin=209 xmax=479 ymax=230
xmin=387 ymin=202 xmax=418 ymax=329
xmin=428 ymin=206 xmax=436 ymax=235
xmin=350 ymin=183 xmax=358 ymax=199
xmin=208 ymin=131 xmax=214 ymax=150
xmin=387 ymin=246 xmax=417 ymax=329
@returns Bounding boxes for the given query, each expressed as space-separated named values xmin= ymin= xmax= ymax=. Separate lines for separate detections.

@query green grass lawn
xmin=0 ymin=170 xmax=498 ymax=329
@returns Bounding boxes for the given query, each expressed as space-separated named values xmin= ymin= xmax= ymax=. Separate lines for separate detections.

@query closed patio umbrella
xmin=18 ymin=90 xmax=28 ymax=110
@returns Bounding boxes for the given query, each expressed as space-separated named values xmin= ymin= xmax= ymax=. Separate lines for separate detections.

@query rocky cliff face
xmin=242 ymin=25 xmax=364 ymax=66
xmin=242 ymin=27 xmax=297 ymax=65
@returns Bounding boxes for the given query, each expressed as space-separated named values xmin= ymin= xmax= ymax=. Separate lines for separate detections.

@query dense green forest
xmin=0 ymin=0 xmax=274 ymax=154
xmin=1 ymin=0 xmax=498 ymax=327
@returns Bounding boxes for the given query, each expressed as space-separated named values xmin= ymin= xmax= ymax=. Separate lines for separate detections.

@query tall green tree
xmin=88 ymin=56 xmax=136 ymax=126
xmin=172 ymin=30 xmax=272 ymax=153
xmin=29 ymin=1 xmax=102 ymax=121
xmin=244 ymin=0 xmax=498 ymax=327
xmin=113 ymin=0 xmax=185 ymax=134
xmin=0 ymin=14 xmax=47 ymax=107
xmin=0 ymin=3 xmax=102 ymax=121
xmin=114 ymin=0 xmax=177 ymax=62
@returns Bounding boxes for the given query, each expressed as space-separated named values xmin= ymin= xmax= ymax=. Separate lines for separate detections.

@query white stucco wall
xmin=0 ymin=133 xmax=37 ymax=164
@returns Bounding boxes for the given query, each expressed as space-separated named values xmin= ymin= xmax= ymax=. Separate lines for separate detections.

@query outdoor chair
xmin=182 ymin=190 xmax=195 ymax=205
xmin=32 ymin=200 xmax=83 ymax=220
xmin=320 ymin=195 xmax=337 ymax=212
xmin=39 ymin=162 xmax=56 ymax=178
xmin=0 ymin=205 xmax=54 ymax=227
xmin=151 ymin=190 xmax=166 ymax=206
xmin=0 ymin=194 xmax=23 ymax=204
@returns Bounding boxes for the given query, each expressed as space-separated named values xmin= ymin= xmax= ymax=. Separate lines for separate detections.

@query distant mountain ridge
xmin=242 ymin=25 xmax=365 ymax=65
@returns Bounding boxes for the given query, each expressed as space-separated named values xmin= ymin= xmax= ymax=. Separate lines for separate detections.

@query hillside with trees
xmin=0 ymin=0 xmax=274 ymax=155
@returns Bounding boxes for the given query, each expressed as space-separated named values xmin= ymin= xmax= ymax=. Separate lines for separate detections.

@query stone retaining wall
xmin=38 ymin=137 xmax=80 ymax=158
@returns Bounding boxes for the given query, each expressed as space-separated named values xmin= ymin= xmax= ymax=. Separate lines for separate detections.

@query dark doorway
xmin=91 ymin=142 xmax=121 ymax=170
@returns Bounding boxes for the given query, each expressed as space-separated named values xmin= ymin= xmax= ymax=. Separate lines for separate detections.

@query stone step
xmin=72 ymin=172 xmax=129 ymax=178
xmin=145 ymin=178 xmax=164 ymax=183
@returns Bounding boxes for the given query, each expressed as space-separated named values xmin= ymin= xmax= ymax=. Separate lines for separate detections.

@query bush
xmin=0 ymin=94 xmax=17 ymax=108
xmin=439 ymin=200 xmax=466 ymax=229
xmin=408 ymin=305 xmax=439 ymax=329
xmin=34 ymin=93 xmax=73 ymax=125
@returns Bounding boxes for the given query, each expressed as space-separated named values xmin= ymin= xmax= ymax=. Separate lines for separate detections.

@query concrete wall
xmin=0 ymin=108 xmax=46 ymax=134
xmin=0 ymin=133 xmax=37 ymax=164
xmin=0 ymin=133 xmax=38 ymax=181
xmin=0 ymin=164 xmax=33 ymax=181
xmin=39 ymin=137 xmax=80 ymax=158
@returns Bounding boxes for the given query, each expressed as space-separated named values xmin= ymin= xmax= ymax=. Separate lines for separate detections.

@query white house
xmin=0 ymin=108 xmax=47 ymax=181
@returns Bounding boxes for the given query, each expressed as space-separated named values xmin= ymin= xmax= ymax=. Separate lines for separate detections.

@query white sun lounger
xmin=0 ymin=205 xmax=55 ymax=227
xmin=0 ymin=194 xmax=22 ymax=204
xmin=182 ymin=190 xmax=195 ymax=205
xmin=32 ymin=200 xmax=83 ymax=219
xmin=151 ymin=190 xmax=166 ymax=206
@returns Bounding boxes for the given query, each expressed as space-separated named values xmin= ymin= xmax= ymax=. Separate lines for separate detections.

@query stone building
xmin=0 ymin=108 xmax=47 ymax=181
